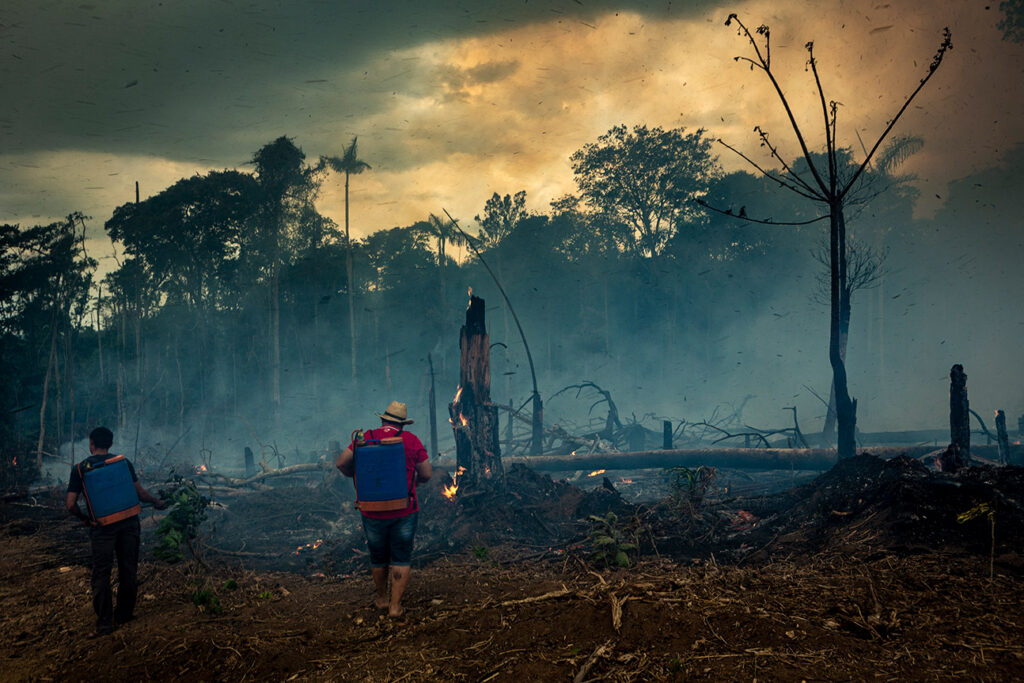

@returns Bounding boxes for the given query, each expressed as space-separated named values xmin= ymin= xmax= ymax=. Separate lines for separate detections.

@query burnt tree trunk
xmin=945 ymin=363 xmax=970 ymax=471
xmin=450 ymin=295 xmax=504 ymax=491
xmin=244 ymin=446 xmax=256 ymax=478
xmin=831 ymin=205 xmax=858 ymax=459
xmin=995 ymin=409 xmax=1009 ymax=466
xmin=428 ymin=353 xmax=438 ymax=459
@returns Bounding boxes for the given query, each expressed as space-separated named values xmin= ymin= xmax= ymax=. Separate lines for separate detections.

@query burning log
xmin=448 ymin=293 xmax=504 ymax=493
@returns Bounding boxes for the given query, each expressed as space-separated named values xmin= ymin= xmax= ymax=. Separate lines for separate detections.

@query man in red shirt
xmin=337 ymin=401 xmax=432 ymax=617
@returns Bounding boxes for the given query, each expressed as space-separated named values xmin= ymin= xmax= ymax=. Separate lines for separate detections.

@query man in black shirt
xmin=66 ymin=427 xmax=166 ymax=637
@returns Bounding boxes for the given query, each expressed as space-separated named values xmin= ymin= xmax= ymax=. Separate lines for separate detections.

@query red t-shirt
xmin=348 ymin=425 xmax=428 ymax=519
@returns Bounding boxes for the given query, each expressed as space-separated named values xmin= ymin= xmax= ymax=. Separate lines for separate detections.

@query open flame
xmin=193 ymin=464 xmax=208 ymax=474
xmin=453 ymin=385 xmax=463 ymax=404
xmin=620 ymin=478 xmax=633 ymax=484
xmin=294 ymin=538 xmax=324 ymax=555
xmin=443 ymin=466 xmax=467 ymax=500
xmin=459 ymin=413 xmax=468 ymax=427
xmin=587 ymin=469 xmax=606 ymax=477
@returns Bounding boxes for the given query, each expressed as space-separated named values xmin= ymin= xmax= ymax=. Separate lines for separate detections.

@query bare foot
xmin=388 ymin=605 xmax=405 ymax=618
xmin=374 ymin=596 xmax=389 ymax=610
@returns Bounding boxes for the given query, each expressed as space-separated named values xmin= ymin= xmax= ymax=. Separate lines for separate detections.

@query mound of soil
xmin=729 ymin=455 xmax=1024 ymax=563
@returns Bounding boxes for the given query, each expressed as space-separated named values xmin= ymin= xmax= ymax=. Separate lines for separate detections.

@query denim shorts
xmin=361 ymin=512 xmax=418 ymax=568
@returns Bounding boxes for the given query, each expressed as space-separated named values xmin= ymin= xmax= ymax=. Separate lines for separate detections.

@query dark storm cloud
xmin=0 ymin=0 xmax=703 ymax=163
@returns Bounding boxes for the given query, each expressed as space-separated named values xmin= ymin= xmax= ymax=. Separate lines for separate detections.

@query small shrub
xmin=190 ymin=587 xmax=221 ymax=614
xmin=154 ymin=478 xmax=211 ymax=563
xmin=587 ymin=512 xmax=637 ymax=568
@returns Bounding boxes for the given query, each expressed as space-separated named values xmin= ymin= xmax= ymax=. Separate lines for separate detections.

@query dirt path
xmin=2 ymin=513 xmax=1023 ymax=682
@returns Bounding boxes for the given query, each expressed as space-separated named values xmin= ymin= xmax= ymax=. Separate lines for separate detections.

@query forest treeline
xmin=0 ymin=124 xmax=918 ymax=475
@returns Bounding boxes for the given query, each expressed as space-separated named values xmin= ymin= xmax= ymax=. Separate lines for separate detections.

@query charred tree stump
xmin=945 ymin=363 xmax=970 ymax=472
xmin=663 ymin=421 xmax=672 ymax=449
xmin=244 ymin=446 xmax=256 ymax=477
xmin=507 ymin=399 xmax=514 ymax=445
xmin=995 ymin=410 xmax=1010 ymax=466
xmin=449 ymin=295 xmax=504 ymax=492
xmin=428 ymin=353 xmax=439 ymax=459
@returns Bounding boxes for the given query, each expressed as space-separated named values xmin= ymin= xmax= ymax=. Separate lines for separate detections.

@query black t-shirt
xmin=66 ymin=454 xmax=138 ymax=494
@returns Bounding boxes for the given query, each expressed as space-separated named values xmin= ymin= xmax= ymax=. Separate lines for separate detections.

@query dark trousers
xmin=88 ymin=516 xmax=141 ymax=633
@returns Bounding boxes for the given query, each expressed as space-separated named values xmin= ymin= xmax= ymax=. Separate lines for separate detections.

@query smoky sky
xmin=2 ymin=0 xmax=1022 ymax=251
xmin=1 ymin=0 xmax=698 ymax=161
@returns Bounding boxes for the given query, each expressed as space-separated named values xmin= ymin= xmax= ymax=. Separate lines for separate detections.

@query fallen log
xmin=195 ymin=462 xmax=330 ymax=488
xmin=486 ymin=444 xmax=1021 ymax=473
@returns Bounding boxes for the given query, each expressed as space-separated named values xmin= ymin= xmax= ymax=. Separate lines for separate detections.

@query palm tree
xmin=323 ymin=137 xmax=371 ymax=382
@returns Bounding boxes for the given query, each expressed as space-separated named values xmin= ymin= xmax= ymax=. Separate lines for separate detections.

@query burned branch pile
xmin=728 ymin=456 xmax=1024 ymax=564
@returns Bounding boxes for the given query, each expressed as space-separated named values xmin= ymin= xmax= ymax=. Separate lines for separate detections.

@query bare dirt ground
xmin=3 ymin=457 xmax=1024 ymax=681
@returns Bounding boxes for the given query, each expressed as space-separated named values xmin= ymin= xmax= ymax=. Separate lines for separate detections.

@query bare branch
xmin=841 ymin=27 xmax=953 ymax=198
xmin=716 ymin=139 xmax=825 ymax=201
xmin=695 ymin=199 xmax=830 ymax=226
xmin=753 ymin=126 xmax=819 ymax=195
xmin=727 ymin=14 xmax=830 ymax=194
xmin=806 ymin=42 xmax=837 ymax=195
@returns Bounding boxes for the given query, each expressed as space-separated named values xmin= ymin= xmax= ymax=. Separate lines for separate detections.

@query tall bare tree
xmin=323 ymin=137 xmax=371 ymax=382
xmin=814 ymin=137 xmax=921 ymax=439
xmin=723 ymin=14 xmax=952 ymax=458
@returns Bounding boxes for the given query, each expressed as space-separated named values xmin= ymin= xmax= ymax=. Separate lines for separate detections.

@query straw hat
xmin=376 ymin=400 xmax=414 ymax=425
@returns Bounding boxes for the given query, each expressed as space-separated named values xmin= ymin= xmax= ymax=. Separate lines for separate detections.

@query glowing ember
xmin=193 ymin=464 xmax=208 ymax=473
xmin=294 ymin=538 xmax=324 ymax=555
xmin=620 ymin=478 xmax=633 ymax=484
xmin=442 ymin=466 xmax=467 ymax=500
xmin=467 ymin=286 xmax=473 ymax=308
xmin=587 ymin=469 xmax=606 ymax=477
